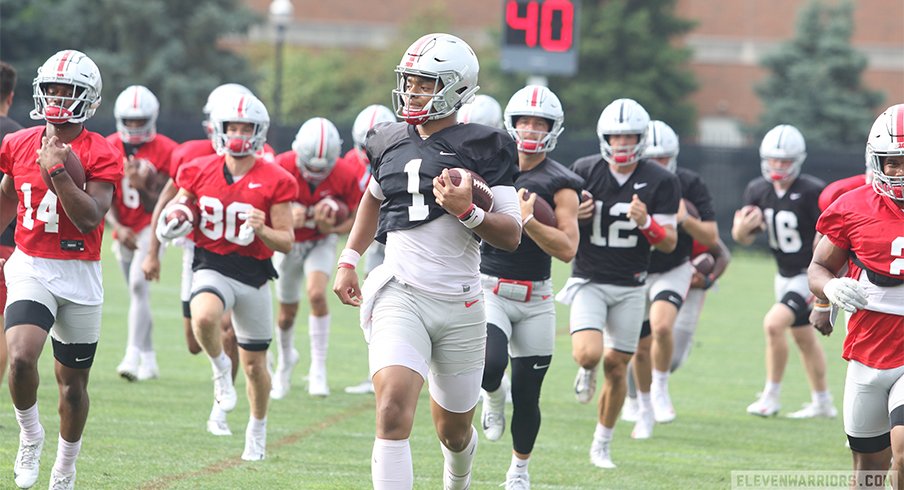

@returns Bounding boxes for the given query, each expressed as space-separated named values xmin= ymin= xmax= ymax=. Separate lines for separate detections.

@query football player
xmin=159 ymin=93 xmax=296 ymax=461
xmin=478 ymin=85 xmax=582 ymax=488
xmin=105 ymin=85 xmax=176 ymax=382
xmin=557 ymin=98 xmax=680 ymax=469
xmin=808 ymin=104 xmax=904 ymax=485
xmin=731 ymin=124 xmax=835 ymax=418
xmin=270 ymin=117 xmax=361 ymax=399
xmin=0 ymin=50 xmax=122 ymax=489
xmin=621 ymin=120 xmax=719 ymax=439
xmin=332 ymin=33 xmax=521 ymax=489
xmin=457 ymin=94 xmax=503 ymax=128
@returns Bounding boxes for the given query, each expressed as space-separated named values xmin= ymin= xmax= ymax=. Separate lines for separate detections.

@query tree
xmin=755 ymin=0 xmax=883 ymax=147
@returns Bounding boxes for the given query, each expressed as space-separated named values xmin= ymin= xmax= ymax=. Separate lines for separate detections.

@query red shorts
xmin=0 ymin=244 xmax=14 ymax=312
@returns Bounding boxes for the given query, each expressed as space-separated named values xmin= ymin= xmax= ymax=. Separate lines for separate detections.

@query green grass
xmin=0 ymin=240 xmax=852 ymax=489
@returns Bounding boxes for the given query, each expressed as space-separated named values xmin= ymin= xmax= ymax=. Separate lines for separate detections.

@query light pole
xmin=269 ymin=0 xmax=294 ymax=128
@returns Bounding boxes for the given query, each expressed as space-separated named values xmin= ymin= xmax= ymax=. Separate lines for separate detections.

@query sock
xmin=594 ymin=423 xmax=613 ymax=442
xmin=15 ymin=404 xmax=43 ymax=442
xmin=140 ymin=350 xmax=156 ymax=365
xmin=764 ymin=381 xmax=781 ymax=398
xmin=52 ymin=434 xmax=81 ymax=475
xmin=441 ymin=426 xmax=477 ymax=489
xmin=210 ymin=351 xmax=230 ymax=375
xmin=309 ymin=314 xmax=330 ymax=372
xmin=209 ymin=402 xmax=226 ymax=422
xmin=652 ymin=369 xmax=669 ymax=391
xmin=247 ymin=415 xmax=267 ymax=435
xmin=277 ymin=326 xmax=295 ymax=360
xmin=638 ymin=391 xmax=652 ymax=413
xmin=813 ymin=390 xmax=831 ymax=405
xmin=508 ymin=453 xmax=530 ymax=475
xmin=372 ymin=438 xmax=413 ymax=490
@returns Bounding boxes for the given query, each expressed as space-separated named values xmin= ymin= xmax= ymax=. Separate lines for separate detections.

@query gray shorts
xmin=272 ymin=235 xmax=338 ymax=304
xmin=191 ymin=269 xmax=273 ymax=345
xmin=569 ymin=282 xmax=646 ymax=353
xmin=843 ymin=360 xmax=904 ymax=438
xmin=6 ymin=273 xmax=102 ymax=344
xmin=481 ymin=275 xmax=555 ymax=358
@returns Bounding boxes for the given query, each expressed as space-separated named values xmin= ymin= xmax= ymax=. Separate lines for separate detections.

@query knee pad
xmin=847 ymin=433 xmax=891 ymax=454
xmin=653 ymin=290 xmax=683 ymax=310
xmin=482 ymin=324 xmax=509 ymax=391
xmin=638 ymin=320 xmax=651 ymax=340
xmin=780 ymin=291 xmax=810 ymax=327
xmin=182 ymin=300 xmax=191 ymax=320
xmin=510 ymin=355 xmax=551 ymax=401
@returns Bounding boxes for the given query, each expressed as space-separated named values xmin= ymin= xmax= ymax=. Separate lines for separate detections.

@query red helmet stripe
xmin=317 ymin=119 xmax=326 ymax=159
xmin=896 ymin=106 xmax=904 ymax=143
xmin=405 ymin=35 xmax=430 ymax=68
xmin=236 ymin=96 xmax=246 ymax=118
xmin=132 ymin=87 xmax=140 ymax=109
xmin=56 ymin=51 xmax=73 ymax=77
xmin=368 ymin=108 xmax=379 ymax=129
xmin=530 ymin=87 xmax=540 ymax=107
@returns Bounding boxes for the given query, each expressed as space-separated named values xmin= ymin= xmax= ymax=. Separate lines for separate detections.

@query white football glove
xmin=823 ymin=277 xmax=868 ymax=313
xmin=156 ymin=212 xmax=192 ymax=243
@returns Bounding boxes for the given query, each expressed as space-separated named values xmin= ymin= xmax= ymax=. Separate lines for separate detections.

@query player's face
xmin=882 ymin=156 xmax=904 ymax=177
xmin=43 ymin=83 xmax=76 ymax=108
xmin=225 ymin=122 xmax=254 ymax=137
xmin=766 ymin=158 xmax=795 ymax=173
xmin=515 ymin=116 xmax=550 ymax=134
xmin=404 ymin=75 xmax=440 ymax=111
xmin=122 ymin=118 xmax=149 ymax=129
xmin=608 ymin=133 xmax=639 ymax=148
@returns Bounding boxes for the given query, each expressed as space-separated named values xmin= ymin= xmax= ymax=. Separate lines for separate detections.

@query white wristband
xmin=812 ymin=305 xmax=832 ymax=313
xmin=460 ymin=206 xmax=486 ymax=229
xmin=637 ymin=215 xmax=652 ymax=230
xmin=522 ymin=214 xmax=534 ymax=226
xmin=338 ymin=248 xmax=361 ymax=268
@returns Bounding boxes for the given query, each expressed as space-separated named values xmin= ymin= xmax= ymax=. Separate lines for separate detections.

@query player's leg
xmin=888 ymin=373 xmax=904 ymax=489
xmin=180 ymin=241 xmax=202 ymax=355
xmin=128 ymin=228 xmax=157 ymax=381
xmin=748 ymin=274 xmax=792 ymax=416
xmin=190 ymin=270 xmax=236 ymax=413
xmin=671 ymin=288 xmax=706 ymax=372
xmin=304 ymin=236 xmax=338 ymax=397
xmin=271 ymin=245 xmax=303 ymax=399
xmin=786 ymin=274 xmax=833 ymax=418
xmin=0 ymin=243 xmax=13 ymax=389
xmin=479 ymin=276 xmax=513 ymax=442
xmin=845 ymin=360 xmax=898 ymax=485
xmin=569 ymin=284 xmax=608 ymax=404
xmin=648 ymin=263 xmax=691 ymax=423
xmin=629 ymin=326 xmax=653 ymax=438
xmin=112 ymin=239 xmax=141 ymax=381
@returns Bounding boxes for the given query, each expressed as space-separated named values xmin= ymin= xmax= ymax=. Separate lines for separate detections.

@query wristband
xmin=49 ymin=163 xmax=66 ymax=177
xmin=814 ymin=299 xmax=831 ymax=308
xmin=638 ymin=217 xmax=666 ymax=245
xmin=459 ymin=206 xmax=485 ymax=229
xmin=338 ymin=248 xmax=361 ymax=269
xmin=457 ymin=203 xmax=476 ymax=221
xmin=522 ymin=214 xmax=534 ymax=226
xmin=812 ymin=304 xmax=832 ymax=313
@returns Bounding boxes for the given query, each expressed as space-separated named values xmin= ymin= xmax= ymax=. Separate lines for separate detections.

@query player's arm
xmin=628 ymin=193 xmax=677 ymax=253
xmin=0 ymin=174 xmax=17 ymax=231
xmin=248 ymin=202 xmax=293 ymax=254
xmin=333 ymin=186 xmax=382 ymax=306
xmin=680 ymin=210 xmax=719 ymax=249
xmin=105 ymin=205 xmax=137 ymax=250
xmin=433 ymin=169 xmax=521 ymax=251
xmin=709 ymin=238 xmax=731 ymax=281
xmin=731 ymin=205 xmax=764 ymax=246
xmin=521 ymin=187 xmax=579 ymax=262
xmin=808 ymin=237 xmax=866 ymax=313
xmin=146 ymin=178 xmax=178 ymax=257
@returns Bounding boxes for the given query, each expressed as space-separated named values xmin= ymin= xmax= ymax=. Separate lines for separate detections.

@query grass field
xmin=0 ymin=238 xmax=854 ymax=489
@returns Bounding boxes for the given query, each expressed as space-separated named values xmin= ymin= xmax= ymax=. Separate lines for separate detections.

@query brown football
xmin=163 ymin=195 xmax=200 ymax=229
xmin=523 ymin=191 xmax=557 ymax=228
xmin=692 ymin=252 xmax=716 ymax=276
xmin=578 ymin=190 xmax=594 ymax=225
xmin=445 ymin=168 xmax=494 ymax=212
xmin=315 ymin=196 xmax=350 ymax=223
xmin=41 ymin=149 xmax=86 ymax=194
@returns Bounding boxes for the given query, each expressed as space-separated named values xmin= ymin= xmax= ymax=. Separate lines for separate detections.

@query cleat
xmin=480 ymin=377 xmax=508 ymax=442
xmin=308 ymin=368 xmax=330 ymax=397
xmin=787 ymin=401 xmax=838 ymax=419
xmin=589 ymin=437 xmax=616 ymax=469
xmin=14 ymin=430 xmax=44 ymax=489
xmin=621 ymin=396 xmax=639 ymax=423
xmin=48 ymin=469 xmax=76 ymax=490
xmin=137 ymin=352 xmax=159 ymax=381
xmin=504 ymin=471 xmax=530 ymax=490
xmin=651 ymin=386 xmax=676 ymax=423
xmin=270 ymin=348 xmax=300 ymax=400
xmin=631 ymin=408 xmax=654 ymax=440
xmin=116 ymin=353 xmax=140 ymax=382
xmin=206 ymin=418 xmax=232 ymax=436
xmin=213 ymin=358 xmax=237 ymax=412
xmin=746 ymin=393 xmax=780 ymax=417
xmin=344 ymin=379 xmax=375 ymax=395
xmin=574 ymin=367 xmax=597 ymax=404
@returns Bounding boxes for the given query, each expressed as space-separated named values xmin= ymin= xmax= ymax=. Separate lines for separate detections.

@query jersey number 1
xmin=405 ymin=159 xmax=429 ymax=221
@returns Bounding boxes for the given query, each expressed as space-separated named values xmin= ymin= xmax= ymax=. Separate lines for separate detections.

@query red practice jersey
xmin=818 ymin=185 xmax=904 ymax=369
xmin=818 ymin=174 xmax=867 ymax=211
xmin=170 ymin=139 xmax=276 ymax=177
xmin=106 ymin=133 xmax=177 ymax=231
xmin=0 ymin=126 xmax=122 ymax=260
xmin=275 ymin=151 xmax=364 ymax=242
xmin=176 ymin=154 xmax=297 ymax=259
xmin=339 ymin=148 xmax=372 ymax=194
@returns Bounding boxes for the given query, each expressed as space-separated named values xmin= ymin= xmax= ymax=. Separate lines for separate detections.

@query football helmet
xmin=866 ymin=104 xmax=904 ymax=200
xmin=642 ymin=120 xmax=680 ymax=173
xmin=458 ymin=94 xmax=503 ymax=128
xmin=114 ymin=85 xmax=159 ymax=144
xmin=210 ymin=93 xmax=269 ymax=157
xmin=393 ymin=33 xmax=479 ymax=125
xmin=597 ymin=98 xmax=650 ymax=166
xmin=352 ymin=104 xmax=395 ymax=149
xmin=759 ymin=124 xmax=806 ymax=182
xmin=30 ymin=50 xmax=102 ymax=124
xmin=203 ymin=83 xmax=253 ymax=136
xmin=503 ymin=85 xmax=564 ymax=154
xmin=293 ymin=117 xmax=342 ymax=183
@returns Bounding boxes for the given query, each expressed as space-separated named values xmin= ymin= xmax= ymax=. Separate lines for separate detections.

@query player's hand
xmin=313 ymin=203 xmax=338 ymax=234
xmin=577 ymin=193 xmax=595 ymax=222
xmin=809 ymin=308 xmax=833 ymax=336
xmin=677 ymin=199 xmax=688 ymax=224
xmin=333 ymin=267 xmax=362 ymax=307
xmin=627 ymin=194 xmax=649 ymax=228
xmin=117 ymin=225 xmax=138 ymax=250
xmin=291 ymin=202 xmax=308 ymax=229
xmin=142 ymin=254 xmax=160 ymax=282
xmin=156 ymin=212 xmax=192 ymax=242
xmin=733 ymin=205 xmax=765 ymax=235
xmin=690 ymin=271 xmax=708 ymax=289
xmin=433 ymin=168 xmax=473 ymax=217
xmin=823 ymin=277 xmax=868 ymax=313
xmin=241 ymin=208 xmax=266 ymax=233
xmin=36 ymin=135 xmax=71 ymax=172
xmin=124 ymin=156 xmax=151 ymax=190
xmin=518 ymin=188 xmax=536 ymax=222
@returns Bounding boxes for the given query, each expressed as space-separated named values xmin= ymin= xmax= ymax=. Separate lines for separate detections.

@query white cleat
xmin=344 ymin=379 xmax=375 ymax=394
xmin=241 ymin=428 xmax=266 ymax=461
xmin=504 ymin=471 xmax=530 ymax=490
xmin=787 ymin=401 xmax=838 ymax=419
xmin=480 ymin=378 xmax=508 ymax=442
xmin=116 ymin=354 xmax=140 ymax=382
xmin=651 ymin=387 xmax=676 ymax=423
xmin=137 ymin=352 xmax=159 ymax=381
xmin=48 ymin=469 xmax=76 ymax=490
xmin=621 ymin=396 xmax=639 ymax=423
xmin=308 ymin=368 xmax=330 ymax=397
xmin=14 ymin=431 xmax=44 ymax=489
xmin=746 ymin=393 xmax=780 ymax=417
xmin=213 ymin=359 xmax=237 ymax=412
xmin=631 ymin=408 xmax=655 ymax=440
xmin=589 ymin=437 xmax=616 ymax=469
xmin=270 ymin=348 xmax=300 ymax=400
xmin=206 ymin=418 xmax=232 ymax=436
xmin=574 ymin=367 xmax=597 ymax=404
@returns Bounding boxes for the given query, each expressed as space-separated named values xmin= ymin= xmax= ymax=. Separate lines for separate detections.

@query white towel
xmin=359 ymin=264 xmax=395 ymax=343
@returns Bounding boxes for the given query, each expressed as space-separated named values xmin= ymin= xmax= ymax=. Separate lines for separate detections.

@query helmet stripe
xmin=368 ymin=107 xmax=379 ymax=129
xmin=317 ymin=119 xmax=326 ymax=159
xmin=132 ymin=87 xmax=140 ymax=109
xmin=405 ymin=35 xmax=430 ymax=68
xmin=56 ymin=50 xmax=73 ymax=77
xmin=530 ymin=87 xmax=539 ymax=107
xmin=896 ymin=106 xmax=904 ymax=143
xmin=236 ymin=96 xmax=246 ymax=118
xmin=618 ymin=101 xmax=624 ymax=123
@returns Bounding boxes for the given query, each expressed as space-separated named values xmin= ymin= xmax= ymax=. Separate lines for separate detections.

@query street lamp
xmin=269 ymin=0 xmax=294 ymax=127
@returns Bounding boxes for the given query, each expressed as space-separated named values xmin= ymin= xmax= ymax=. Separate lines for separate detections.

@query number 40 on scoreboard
xmin=501 ymin=0 xmax=580 ymax=76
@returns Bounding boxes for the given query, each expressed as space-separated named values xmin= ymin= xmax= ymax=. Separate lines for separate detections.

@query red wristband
xmin=639 ymin=218 xmax=666 ymax=245
xmin=48 ymin=163 xmax=65 ymax=176
xmin=457 ymin=203 xmax=476 ymax=221
xmin=337 ymin=262 xmax=355 ymax=270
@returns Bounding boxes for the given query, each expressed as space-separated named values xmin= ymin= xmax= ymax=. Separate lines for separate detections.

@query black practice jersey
xmin=480 ymin=157 xmax=584 ymax=281
xmin=366 ymin=122 xmax=518 ymax=243
xmin=649 ymin=167 xmax=716 ymax=273
xmin=743 ymin=174 xmax=824 ymax=277
xmin=571 ymin=157 xmax=681 ymax=286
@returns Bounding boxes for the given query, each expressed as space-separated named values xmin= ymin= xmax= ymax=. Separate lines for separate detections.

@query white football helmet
xmin=393 ymin=33 xmax=480 ymax=125
xmin=458 ymin=94 xmax=502 ymax=128
xmin=203 ymin=83 xmax=253 ymax=136
xmin=31 ymin=50 xmax=102 ymax=124
xmin=114 ymin=85 xmax=159 ymax=144
xmin=866 ymin=104 xmax=904 ymax=200
xmin=210 ymin=93 xmax=269 ymax=157
xmin=642 ymin=120 xmax=680 ymax=173
xmin=352 ymin=104 xmax=395 ymax=149
xmin=597 ymin=98 xmax=650 ymax=166
xmin=293 ymin=117 xmax=342 ymax=183
xmin=759 ymin=124 xmax=806 ymax=182
xmin=503 ymin=85 xmax=564 ymax=154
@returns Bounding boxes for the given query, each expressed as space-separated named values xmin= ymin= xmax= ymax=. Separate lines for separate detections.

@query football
xmin=692 ymin=252 xmax=716 ymax=276
xmin=683 ymin=198 xmax=700 ymax=219
xmin=315 ymin=196 xmax=350 ymax=224
xmin=523 ymin=191 xmax=557 ymax=228
xmin=444 ymin=168 xmax=494 ymax=212
xmin=41 ymin=149 xmax=86 ymax=194
xmin=578 ymin=190 xmax=594 ymax=225
xmin=163 ymin=195 xmax=200 ymax=229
